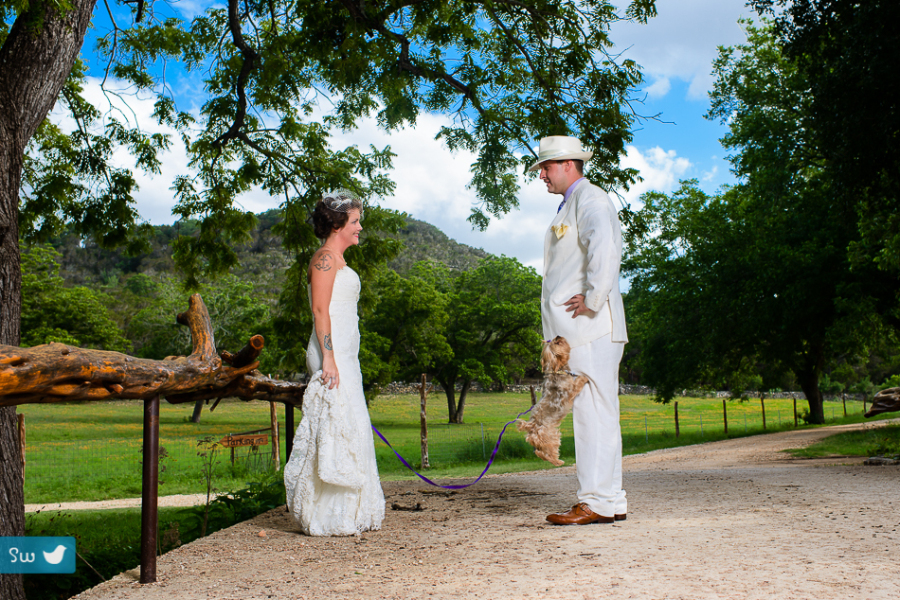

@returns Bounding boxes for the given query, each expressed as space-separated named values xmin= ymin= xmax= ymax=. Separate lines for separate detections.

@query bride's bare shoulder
xmin=308 ymin=248 xmax=346 ymax=283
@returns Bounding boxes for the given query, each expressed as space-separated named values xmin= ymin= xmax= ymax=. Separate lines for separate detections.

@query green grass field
xmin=786 ymin=423 xmax=900 ymax=458
xmin=17 ymin=391 xmax=887 ymax=504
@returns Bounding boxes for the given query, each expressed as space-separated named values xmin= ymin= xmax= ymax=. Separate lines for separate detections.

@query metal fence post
xmin=140 ymin=395 xmax=160 ymax=584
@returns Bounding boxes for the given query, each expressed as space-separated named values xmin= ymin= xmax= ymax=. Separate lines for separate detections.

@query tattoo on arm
xmin=323 ymin=334 xmax=333 ymax=351
xmin=313 ymin=252 xmax=333 ymax=272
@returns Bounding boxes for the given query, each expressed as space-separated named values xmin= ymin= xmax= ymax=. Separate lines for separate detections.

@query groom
xmin=532 ymin=135 xmax=629 ymax=525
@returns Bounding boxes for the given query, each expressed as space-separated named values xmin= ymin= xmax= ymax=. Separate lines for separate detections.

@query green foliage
xmin=20 ymin=244 xmax=131 ymax=352
xmin=176 ymin=472 xmax=286 ymax=541
xmin=116 ymin=272 xmax=281 ymax=370
xmin=881 ymin=374 xmax=900 ymax=391
xmin=622 ymin=20 xmax=897 ymax=424
xmin=818 ymin=373 xmax=844 ymax=396
xmin=420 ymin=256 xmax=542 ymax=422
xmin=363 ymin=267 xmax=453 ymax=389
xmin=21 ymin=0 xmax=657 ymax=291
xmin=752 ymin=1 xmax=900 ymax=279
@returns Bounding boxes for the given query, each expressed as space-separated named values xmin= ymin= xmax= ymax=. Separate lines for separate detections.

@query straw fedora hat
xmin=528 ymin=136 xmax=594 ymax=171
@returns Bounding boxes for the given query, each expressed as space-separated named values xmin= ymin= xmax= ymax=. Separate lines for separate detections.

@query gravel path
xmin=26 ymin=494 xmax=209 ymax=513
xmin=73 ymin=420 xmax=899 ymax=600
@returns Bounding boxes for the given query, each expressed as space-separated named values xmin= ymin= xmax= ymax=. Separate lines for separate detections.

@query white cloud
xmin=610 ymin=0 xmax=753 ymax=99
xmin=619 ymin=145 xmax=692 ymax=209
xmin=644 ymin=76 xmax=672 ymax=99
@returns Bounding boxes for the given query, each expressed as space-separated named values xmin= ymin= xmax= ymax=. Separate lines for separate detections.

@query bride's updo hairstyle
xmin=312 ymin=189 xmax=363 ymax=240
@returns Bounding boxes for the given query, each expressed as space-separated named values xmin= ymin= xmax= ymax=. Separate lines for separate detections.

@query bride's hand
xmin=321 ymin=357 xmax=340 ymax=390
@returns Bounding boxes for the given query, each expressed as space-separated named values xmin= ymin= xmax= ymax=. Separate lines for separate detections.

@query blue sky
xmin=75 ymin=1 xmax=757 ymax=272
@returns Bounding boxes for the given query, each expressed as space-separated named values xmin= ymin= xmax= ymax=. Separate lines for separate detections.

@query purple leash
xmin=371 ymin=405 xmax=534 ymax=490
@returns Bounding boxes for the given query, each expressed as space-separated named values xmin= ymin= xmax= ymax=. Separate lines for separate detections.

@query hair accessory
xmin=322 ymin=189 xmax=363 ymax=218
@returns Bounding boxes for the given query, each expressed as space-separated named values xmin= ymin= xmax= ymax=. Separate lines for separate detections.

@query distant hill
xmin=50 ymin=211 xmax=489 ymax=288
xmin=387 ymin=218 xmax=488 ymax=276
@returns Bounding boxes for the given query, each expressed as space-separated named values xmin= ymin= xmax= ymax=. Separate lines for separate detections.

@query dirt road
xmin=74 ymin=421 xmax=899 ymax=600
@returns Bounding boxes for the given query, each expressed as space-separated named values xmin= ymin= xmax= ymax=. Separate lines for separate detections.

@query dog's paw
xmin=535 ymin=450 xmax=564 ymax=466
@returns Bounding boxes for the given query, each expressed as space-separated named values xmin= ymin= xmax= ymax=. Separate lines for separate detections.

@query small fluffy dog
xmin=517 ymin=336 xmax=590 ymax=466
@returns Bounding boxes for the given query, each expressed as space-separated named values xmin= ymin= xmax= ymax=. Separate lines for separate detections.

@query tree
xmin=20 ymin=245 xmax=131 ymax=352
xmin=751 ymin=1 xmax=900 ymax=281
xmin=417 ymin=256 xmax=542 ymax=423
xmin=362 ymin=268 xmax=453 ymax=399
xmin=1 ymin=2 xmax=658 ymax=596
xmin=1 ymin=4 xmax=101 ymax=596
xmin=623 ymin=22 xmax=895 ymax=423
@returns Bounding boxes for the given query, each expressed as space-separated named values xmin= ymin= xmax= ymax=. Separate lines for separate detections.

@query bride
xmin=283 ymin=190 xmax=385 ymax=536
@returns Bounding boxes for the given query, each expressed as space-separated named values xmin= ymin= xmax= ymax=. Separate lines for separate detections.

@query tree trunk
xmin=439 ymin=376 xmax=458 ymax=423
xmin=796 ymin=367 xmax=825 ymax=425
xmin=190 ymin=400 xmax=204 ymax=423
xmin=0 ymin=3 xmax=98 ymax=598
xmin=452 ymin=378 xmax=472 ymax=424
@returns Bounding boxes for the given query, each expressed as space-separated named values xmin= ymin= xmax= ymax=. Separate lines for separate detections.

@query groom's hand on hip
xmin=564 ymin=294 xmax=596 ymax=318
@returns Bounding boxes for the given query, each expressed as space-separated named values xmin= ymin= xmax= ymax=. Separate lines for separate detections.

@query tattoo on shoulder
xmin=323 ymin=334 xmax=333 ymax=351
xmin=313 ymin=252 xmax=333 ymax=272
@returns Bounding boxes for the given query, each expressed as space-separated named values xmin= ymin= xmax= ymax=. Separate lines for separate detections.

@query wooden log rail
xmin=0 ymin=293 xmax=306 ymax=584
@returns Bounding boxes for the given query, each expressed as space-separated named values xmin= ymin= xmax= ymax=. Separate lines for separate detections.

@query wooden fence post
xmin=723 ymin=399 xmax=728 ymax=434
xmin=842 ymin=392 xmax=847 ymax=417
xmin=793 ymin=394 xmax=798 ymax=427
xmin=420 ymin=374 xmax=430 ymax=469
xmin=674 ymin=401 xmax=680 ymax=438
xmin=17 ymin=413 xmax=25 ymax=478
xmin=530 ymin=385 xmax=537 ymax=407
xmin=761 ymin=395 xmax=766 ymax=430
xmin=269 ymin=401 xmax=280 ymax=470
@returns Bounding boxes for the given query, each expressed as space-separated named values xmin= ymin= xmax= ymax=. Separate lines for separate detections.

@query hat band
xmin=537 ymin=149 xmax=585 ymax=162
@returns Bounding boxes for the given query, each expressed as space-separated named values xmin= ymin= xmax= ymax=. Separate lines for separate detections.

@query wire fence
xmin=22 ymin=397 xmax=870 ymax=500
xmin=24 ymin=435 xmax=281 ymax=502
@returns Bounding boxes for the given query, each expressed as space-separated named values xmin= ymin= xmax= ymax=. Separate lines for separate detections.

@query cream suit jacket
xmin=541 ymin=179 xmax=628 ymax=347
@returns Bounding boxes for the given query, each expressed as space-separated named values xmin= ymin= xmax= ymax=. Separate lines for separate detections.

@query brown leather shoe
xmin=546 ymin=503 xmax=615 ymax=525
xmin=615 ymin=513 xmax=627 ymax=521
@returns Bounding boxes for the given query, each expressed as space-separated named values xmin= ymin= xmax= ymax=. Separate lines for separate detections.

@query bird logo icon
xmin=42 ymin=545 xmax=67 ymax=565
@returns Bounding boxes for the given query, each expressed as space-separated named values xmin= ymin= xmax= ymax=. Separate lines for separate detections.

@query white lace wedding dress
xmin=284 ymin=267 xmax=385 ymax=536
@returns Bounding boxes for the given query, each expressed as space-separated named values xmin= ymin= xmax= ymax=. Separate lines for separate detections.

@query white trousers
xmin=568 ymin=334 xmax=626 ymax=517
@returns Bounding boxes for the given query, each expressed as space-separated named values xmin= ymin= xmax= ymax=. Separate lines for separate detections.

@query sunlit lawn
xmin=17 ymin=392 xmax=889 ymax=503
xmin=786 ymin=423 xmax=900 ymax=458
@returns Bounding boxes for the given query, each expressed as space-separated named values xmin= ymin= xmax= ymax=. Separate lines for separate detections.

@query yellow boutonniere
xmin=551 ymin=224 xmax=569 ymax=239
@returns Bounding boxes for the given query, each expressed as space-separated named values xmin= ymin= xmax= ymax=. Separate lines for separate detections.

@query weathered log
xmin=164 ymin=373 xmax=305 ymax=407
xmin=221 ymin=334 xmax=264 ymax=368
xmin=865 ymin=387 xmax=900 ymax=418
xmin=0 ymin=294 xmax=302 ymax=407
